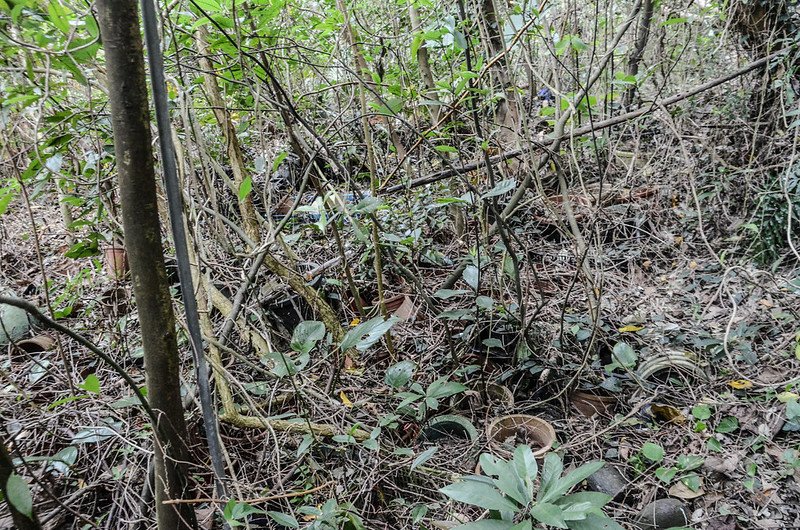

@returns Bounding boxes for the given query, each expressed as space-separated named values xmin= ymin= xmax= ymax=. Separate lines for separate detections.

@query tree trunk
xmin=623 ymin=0 xmax=654 ymax=108
xmin=196 ymin=26 xmax=262 ymax=245
xmin=409 ymin=1 xmax=439 ymax=124
xmin=95 ymin=2 xmax=198 ymax=529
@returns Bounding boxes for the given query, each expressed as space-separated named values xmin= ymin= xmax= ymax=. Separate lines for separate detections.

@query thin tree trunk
xmin=408 ymin=1 xmax=439 ymax=124
xmin=196 ymin=26 xmax=261 ymax=245
xmin=623 ymin=0 xmax=654 ymax=108
xmin=95 ymin=2 xmax=198 ymax=528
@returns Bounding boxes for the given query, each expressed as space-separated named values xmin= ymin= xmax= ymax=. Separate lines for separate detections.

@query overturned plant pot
xmin=261 ymin=262 xmax=322 ymax=334
xmin=470 ymin=321 xmax=520 ymax=361
xmin=13 ymin=335 xmax=55 ymax=354
xmin=419 ymin=415 xmax=479 ymax=444
xmin=486 ymin=414 xmax=556 ymax=459
xmin=571 ymin=388 xmax=618 ymax=418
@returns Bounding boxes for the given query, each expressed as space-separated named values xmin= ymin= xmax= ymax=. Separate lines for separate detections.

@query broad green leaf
xmin=655 ymin=466 xmax=677 ymax=483
xmin=641 ymin=442 xmax=665 ymax=463
xmin=440 ymin=478 xmax=519 ymax=512
xmin=661 ymin=17 xmax=688 ymax=26
xmin=385 ymin=360 xmax=416 ymax=388
xmin=411 ymin=446 xmax=437 ymax=472
xmin=676 ymin=455 xmax=704 ymax=471
xmin=556 ymin=491 xmax=612 ymax=508
xmin=566 ymin=513 xmax=625 ymax=530
xmin=716 ymin=416 xmax=739 ymax=433
xmin=606 ymin=342 xmax=637 ymax=371
xmin=463 ymin=265 xmax=479 ymax=290
xmin=290 ymin=320 xmax=325 ymax=355
xmin=691 ymin=404 xmax=711 ymax=420
xmin=266 ymin=511 xmax=299 ymax=528
xmin=340 ymin=316 xmax=399 ymax=351
xmin=545 ymin=461 xmax=605 ymax=502
xmin=238 ymin=176 xmax=252 ymax=201
xmin=426 ymin=377 xmax=467 ymax=399
xmin=6 ymin=473 xmax=33 ymax=518
xmin=530 ymin=502 xmax=567 ymax=528
xmin=78 ymin=373 xmax=100 ymax=394
xmin=476 ymin=295 xmax=494 ymax=309
xmin=513 ymin=445 xmax=538 ymax=484
xmin=538 ymin=452 xmax=563 ymax=502
xmin=482 ymin=179 xmax=516 ymax=199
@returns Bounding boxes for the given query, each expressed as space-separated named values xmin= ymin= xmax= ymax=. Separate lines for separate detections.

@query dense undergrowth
xmin=2 ymin=0 xmax=800 ymax=528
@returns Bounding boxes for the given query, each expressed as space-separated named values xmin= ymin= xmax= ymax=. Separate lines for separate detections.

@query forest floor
xmin=2 ymin=110 xmax=800 ymax=530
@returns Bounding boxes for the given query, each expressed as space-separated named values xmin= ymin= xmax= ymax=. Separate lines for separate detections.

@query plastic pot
xmin=419 ymin=415 xmax=479 ymax=444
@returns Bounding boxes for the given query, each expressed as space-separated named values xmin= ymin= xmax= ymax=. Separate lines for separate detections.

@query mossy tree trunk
xmin=95 ymin=1 xmax=198 ymax=528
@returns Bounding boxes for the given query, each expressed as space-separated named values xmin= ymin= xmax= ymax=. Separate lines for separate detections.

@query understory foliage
xmin=1 ymin=0 xmax=800 ymax=528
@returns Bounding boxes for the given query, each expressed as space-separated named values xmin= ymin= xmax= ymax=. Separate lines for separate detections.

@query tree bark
xmin=95 ymin=2 xmax=198 ymax=528
xmin=623 ymin=0 xmax=654 ymax=108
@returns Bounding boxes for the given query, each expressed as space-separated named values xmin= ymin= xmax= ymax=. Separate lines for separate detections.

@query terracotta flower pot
xmin=486 ymin=414 xmax=556 ymax=459
xmin=14 ymin=335 xmax=55 ymax=354
xmin=571 ymin=389 xmax=617 ymax=418
xmin=103 ymin=245 xmax=128 ymax=279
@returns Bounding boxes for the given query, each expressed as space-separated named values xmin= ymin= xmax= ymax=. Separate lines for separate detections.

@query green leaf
xmin=655 ymin=466 xmax=677 ymax=483
xmin=78 ymin=373 xmax=100 ymax=394
xmin=661 ymin=17 xmax=688 ymax=26
xmin=538 ymin=452 xmax=562 ymax=502
xmin=340 ymin=316 xmax=400 ymax=351
xmin=545 ymin=461 xmax=605 ymax=502
xmin=238 ymin=176 xmax=252 ymax=201
xmin=476 ymin=295 xmax=494 ymax=309
xmin=482 ymin=179 xmax=516 ymax=199
xmin=513 ymin=445 xmax=538 ymax=484
xmin=47 ymin=0 xmax=71 ymax=33
xmin=641 ymin=442 xmax=665 ymax=463
xmin=530 ymin=502 xmax=567 ymax=528
xmin=6 ymin=473 xmax=33 ymax=519
xmin=463 ymin=265 xmax=479 ymax=290
xmin=680 ymin=474 xmax=702 ymax=492
xmin=691 ymin=404 xmax=711 ymax=420
xmin=676 ymin=455 xmax=704 ymax=471
xmin=0 ymin=186 xmax=18 ymax=216
xmin=556 ymin=491 xmax=612 ymax=508
xmin=290 ymin=320 xmax=325 ymax=355
xmin=565 ymin=513 xmax=625 ymax=530
xmin=454 ymin=521 xmax=516 ymax=530
xmin=426 ymin=377 xmax=467 ymax=399
xmin=706 ymin=438 xmax=723 ymax=452
xmin=606 ymin=342 xmax=637 ymax=371
xmin=266 ymin=511 xmax=299 ymax=528
xmin=716 ymin=416 xmax=739 ymax=433
xmin=435 ymin=145 xmax=458 ymax=153
xmin=434 ymin=289 xmax=471 ymax=299
xmin=440 ymin=478 xmax=520 ymax=512
xmin=411 ymin=446 xmax=437 ymax=472
xmin=385 ymin=360 xmax=416 ymax=389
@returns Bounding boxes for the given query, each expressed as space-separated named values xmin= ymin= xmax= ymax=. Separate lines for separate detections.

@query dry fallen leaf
xmin=728 ymin=379 xmax=753 ymax=390
xmin=618 ymin=324 xmax=644 ymax=333
xmin=339 ymin=391 xmax=353 ymax=408
xmin=651 ymin=403 xmax=686 ymax=424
